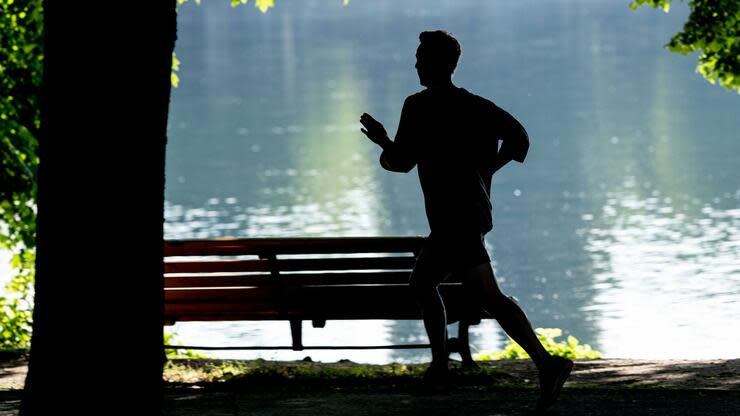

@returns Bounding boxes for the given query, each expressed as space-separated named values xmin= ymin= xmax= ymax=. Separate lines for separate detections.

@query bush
xmin=164 ymin=331 xmax=209 ymax=359
xmin=0 ymin=250 xmax=34 ymax=351
xmin=473 ymin=328 xmax=601 ymax=360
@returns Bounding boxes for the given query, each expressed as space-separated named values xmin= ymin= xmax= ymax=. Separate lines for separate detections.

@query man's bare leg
xmin=408 ymin=247 xmax=453 ymax=390
xmin=410 ymin=271 xmax=449 ymax=371
xmin=463 ymin=262 xmax=573 ymax=411
xmin=463 ymin=263 xmax=549 ymax=366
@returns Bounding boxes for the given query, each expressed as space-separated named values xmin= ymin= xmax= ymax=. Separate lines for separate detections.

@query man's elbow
xmin=508 ymin=126 xmax=529 ymax=163
xmin=512 ymin=138 xmax=529 ymax=163
xmin=380 ymin=154 xmax=414 ymax=172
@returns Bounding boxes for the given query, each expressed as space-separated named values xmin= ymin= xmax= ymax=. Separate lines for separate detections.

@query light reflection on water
xmin=165 ymin=187 xmax=382 ymax=238
xmin=163 ymin=0 xmax=740 ymax=362
xmin=585 ymin=191 xmax=740 ymax=359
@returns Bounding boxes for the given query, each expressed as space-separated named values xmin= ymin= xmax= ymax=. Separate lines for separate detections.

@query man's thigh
xmin=428 ymin=231 xmax=490 ymax=270
xmin=410 ymin=233 xmax=490 ymax=289
xmin=409 ymin=244 xmax=452 ymax=290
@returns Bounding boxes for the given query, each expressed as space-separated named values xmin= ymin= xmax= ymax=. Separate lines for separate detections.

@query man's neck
xmin=425 ymin=79 xmax=455 ymax=89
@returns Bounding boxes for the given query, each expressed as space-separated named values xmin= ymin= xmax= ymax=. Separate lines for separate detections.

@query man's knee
xmin=409 ymin=274 xmax=437 ymax=298
xmin=507 ymin=295 xmax=521 ymax=306
xmin=480 ymin=293 xmax=517 ymax=317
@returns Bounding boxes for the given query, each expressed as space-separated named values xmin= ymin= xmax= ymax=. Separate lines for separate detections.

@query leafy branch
xmin=631 ymin=0 xmax=740 ymax=92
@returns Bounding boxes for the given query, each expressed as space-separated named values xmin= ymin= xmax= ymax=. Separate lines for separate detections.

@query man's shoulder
xmin=400 ymin=90 xmax=430 ymax=114
xmin=404 ymin=90 xmax=427 ymax=104
xmin=404 ymin=87 xmax=501 ymax=114
xmin=458 ymin=88 xmax=498 ymax=109
xmin=405 ymin=87 xmax=492 ymax=102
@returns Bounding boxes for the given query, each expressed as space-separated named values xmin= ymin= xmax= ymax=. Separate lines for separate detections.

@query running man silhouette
xmin=360 ymin=30 xmax=573 ymax=412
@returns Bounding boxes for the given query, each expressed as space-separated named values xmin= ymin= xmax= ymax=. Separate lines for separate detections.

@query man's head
xmin=416 ymin=30 xmax=461 ymax=87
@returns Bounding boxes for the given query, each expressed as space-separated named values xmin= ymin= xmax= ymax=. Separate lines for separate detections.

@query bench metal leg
xmin=311 ymin=319 xmax=326 ymax=328
xmin=290 ymin=319 xmax=303 ymax=351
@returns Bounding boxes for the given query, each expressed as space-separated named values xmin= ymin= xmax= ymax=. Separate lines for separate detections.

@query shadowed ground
xmin=1 ymin=357 xmax=738 ymax=415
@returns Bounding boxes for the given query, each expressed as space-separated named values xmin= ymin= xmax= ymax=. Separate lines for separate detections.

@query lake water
xmin=163 ymin=0 xmax=740 ymax=363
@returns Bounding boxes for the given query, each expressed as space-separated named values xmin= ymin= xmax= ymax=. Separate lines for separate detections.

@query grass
xmin=163 ymin=358 xmax=521 ymax=391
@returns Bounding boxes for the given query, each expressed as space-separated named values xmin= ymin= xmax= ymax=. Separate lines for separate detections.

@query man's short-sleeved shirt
xmin=380 ymin=86 xmax=529 ymax=236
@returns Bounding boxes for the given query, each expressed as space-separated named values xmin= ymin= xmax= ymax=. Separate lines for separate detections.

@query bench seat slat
xmin=164 ymin=285 xmax=467 ymax=312
xmin=165 ymin=309 xmax=423 ymax=321
xmin=164 ymin=271 xmax=414 ymax=288
xmin=165 ymin=287 xmax=274 ymax=302
xmin=278 ymin=256 xmax=415 ymax=271
xmin=164 ymin=285 xmax=478 ymax=322
xmin=165 ymin=304 xmax=283 ymax=318
xmin=165 ymin=309 xmax=479 ymax=322
xmin=165 ymin=313 xmax=282 ymax=322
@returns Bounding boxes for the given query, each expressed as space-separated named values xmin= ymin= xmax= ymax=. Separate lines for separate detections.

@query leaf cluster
xmin=1 ymin=0 xmax=42 ymax=250
xmin=164 ymin=331 xmax=210 ymax=359
xmin=0 ymin=250 xmax=34 ymax=351
xmin=171 ymin=0 xmax=278 ymax=87
xmin=631 ymin=0 xmax=740 ymax=92
xmin=473 ymin=328 xmax=602 ymax=361
xmin=0 ymin=0 xmax=42 ymax=351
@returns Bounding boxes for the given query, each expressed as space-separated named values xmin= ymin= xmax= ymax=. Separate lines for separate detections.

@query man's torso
xmin=403 ymin=86 xmax=499 ymax=235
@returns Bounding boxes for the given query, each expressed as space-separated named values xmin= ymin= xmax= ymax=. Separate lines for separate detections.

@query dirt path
xmin=0 ymin=357 xmax=26 ymax=391
xmin=1 ymin=357 xmax=739 ymax=415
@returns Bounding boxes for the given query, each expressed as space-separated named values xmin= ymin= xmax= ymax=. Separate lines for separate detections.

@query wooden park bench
xmin=164 ymin=236 xmax=486 ymax=366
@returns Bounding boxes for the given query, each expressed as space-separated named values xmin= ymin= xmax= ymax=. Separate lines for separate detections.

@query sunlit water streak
xmin=585 ymin=191 xmax=740 ymax=359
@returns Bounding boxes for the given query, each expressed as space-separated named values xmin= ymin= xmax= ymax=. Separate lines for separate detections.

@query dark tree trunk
xmin=21 ymin=2 xmax=176 ymax=414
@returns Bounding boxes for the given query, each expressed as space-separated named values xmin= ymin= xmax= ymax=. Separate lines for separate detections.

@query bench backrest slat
xmin=164 ymin=236 xmax=425 ymax=257
xmin=166 ymin=259 xmax=270 ymax=274
xmin=165 ymin=271 xmax=414 ymax=288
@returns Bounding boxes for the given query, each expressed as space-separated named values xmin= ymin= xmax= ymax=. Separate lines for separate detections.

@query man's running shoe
xmin=536 ymin=356 xmax=574 ymax=412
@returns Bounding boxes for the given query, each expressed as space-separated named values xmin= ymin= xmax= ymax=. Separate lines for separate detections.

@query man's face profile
xmin=415 ymin=43 xmax=452 ymax=87
xmin=415 ymin=45 xmax=431 ymax=87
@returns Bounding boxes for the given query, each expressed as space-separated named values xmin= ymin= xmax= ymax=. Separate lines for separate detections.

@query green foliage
xmin=631 ymin=0 xmax=673 ymax=11
xmin=171 ymin=0 xmax=278 ymax=87
xmin=164 ymin=331 xmax=209 ymax=359
xmin=0 ymin=0 xmax=42 ymax=351
xmin=164 ymin=359 xmax=425 ymax=384
xmin=631 ymin=0 xmax=740 ymax=92
xmin=473 ymin=328 xmax=602 ymax=360
xmin=1 ymin=0 xmax=42 ymax=250
xmin=0 ymin=251 xmax=34 ymax=351
xmin=171 ymin=53 xmax=181 ymax=87
xmin=165 ymin=359 xmax=249 ymax=383
xmin=176 ymin=0 xmax=274 ymax=14
xmin=171 ymin=0 xmax=351 ymax=87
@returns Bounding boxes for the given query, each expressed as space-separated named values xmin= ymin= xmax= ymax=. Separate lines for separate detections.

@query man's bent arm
xmin=379 ymin=97 xmax=418 ymax=173
xmin=380 ymin=144 xmax=416 ymax=172
xmin=493 ymin=105 xmax=530 ymax=173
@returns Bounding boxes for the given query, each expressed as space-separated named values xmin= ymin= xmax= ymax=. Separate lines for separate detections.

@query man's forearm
xmin=493 ymin=145 xmax=515 ymax=173
xmin=493 ymin=156 xmax=513 ymax=173
xmin=376 ymin=135 xmax=393 ymax=150
xmin=379 ymin=137 xmax=416 ymax=173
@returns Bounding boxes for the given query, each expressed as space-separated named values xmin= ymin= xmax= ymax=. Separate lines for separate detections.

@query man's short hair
xmin=419 ymin=30 xmax=461 ymax=74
